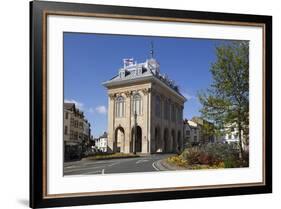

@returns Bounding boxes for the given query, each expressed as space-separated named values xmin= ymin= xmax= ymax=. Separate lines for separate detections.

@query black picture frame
xmin=30 ymin=0 xmax=272 ymax=208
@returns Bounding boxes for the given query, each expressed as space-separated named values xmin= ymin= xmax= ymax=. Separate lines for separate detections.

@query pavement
xmin=64 ymin=154 xmax=175 ymax=175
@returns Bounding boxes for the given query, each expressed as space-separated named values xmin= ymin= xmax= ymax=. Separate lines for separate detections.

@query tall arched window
xmin=115 ymin=96 xmax=125 ymax=117
xmin=167 ymin=100 xmax=170 ymax=120
xmin=178 ymin=107 xmax=183 ymax=122
xmin=164 ymin=99 xmax=169 ymax=120
xmin=171 ymin=103 xmax=176 ymax=122
xmin=175 ymin=106 xmax=178 ymax=122
xmin=155 ymin=95 xmax=161 ymax=117
xmin=132 ymin=93 xmax=142 ymax=115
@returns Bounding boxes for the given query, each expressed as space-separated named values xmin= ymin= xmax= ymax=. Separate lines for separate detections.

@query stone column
xmin=147 ymin=88 xmax=151 ymax=153
xmin=142 ymin=88 xmax=151 ymax=154
xmin=160 ymin=95 xmax=165 ymax=152
xmin=180 ymin=105 xmax=184 ymax=152
xmin=167 ymin=99 xmax=172 ymax=153
xmin=124 ymin=91 xmax=132 ymax=153
xmin=107 ymin=93 xmax=115 ymax=153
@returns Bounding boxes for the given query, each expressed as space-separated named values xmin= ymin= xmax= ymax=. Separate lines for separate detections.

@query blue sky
xmin=64 ymin=32 xmax=228 ymax=138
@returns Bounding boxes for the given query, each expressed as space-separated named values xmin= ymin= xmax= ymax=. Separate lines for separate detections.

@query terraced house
xmin=64 ymin=103 xmax=92 ymax=159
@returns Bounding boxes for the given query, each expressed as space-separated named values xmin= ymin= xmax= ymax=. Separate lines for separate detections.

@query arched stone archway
xmin=154 ymin=126 xmax=161 ymax=152
xmin=131 ymin=126 xmax=142 ymax=153
xmin=171 ymin=129 xmax=176 ymax=153
xmin=114 ymin=126 xmax=125 ymax=152
xmin=177 ymin=131 xmax=182 ymax=152
xmin=164 ymin=128 xmax=169 ymax=153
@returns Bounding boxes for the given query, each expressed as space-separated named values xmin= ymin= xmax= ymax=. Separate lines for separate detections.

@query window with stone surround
xmin=176 ymin=107 xmax=183 ymax=123
xmin=171 ymin=103 xmax=176 ymax=122
xmin=64 ymin=126 xmax=68 ymax=135
xmin=155 ymin=95 xmax=161 ymax=117
xmin=132 ymin=93 xmax=142 ymax=115
xmin=115 ymin=96 xmax=125 ymax=117
xmin=175 ymin=106 xmax=178 ymax=122
xmin=70 ymin=130 xmax=74 ymax=140
xmin=194 ymin=136 xmax=197 ymax=141
xmin=74 ymin=120 xmax=78 ymax=128
xmin=164 ymin=99 xmax=170 ymax=120
xmin=70 ymin=118 xmax=74 ymax=127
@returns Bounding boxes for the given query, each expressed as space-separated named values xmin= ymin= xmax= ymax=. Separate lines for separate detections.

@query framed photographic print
xmin=30 ymin=0 xmax=272 ymax=208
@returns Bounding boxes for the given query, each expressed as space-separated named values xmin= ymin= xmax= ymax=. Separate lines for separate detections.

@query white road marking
xmin=65 ymin=159 xmax=130 ymax=173
xmin=84 ymin=170 xmax=102 ymax=174
xmin=64 ymin=155 xmax=173 ymax=175
xmin=152 ymin=161 xmax=160 ymax=171
xmin=64 ymin=165 xmax=108 ymax=172
xmin=84 ymin=162 xmax=110 ymax=166
xmin=64 ymin=165 xmax=76 ymax=168
xmin=108 ymin=162 xmax=121 ymax=167
xmin=136 ymin=159 xmax=149 ymax=164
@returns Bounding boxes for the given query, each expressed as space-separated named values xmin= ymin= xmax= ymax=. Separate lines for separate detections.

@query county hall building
xmin=103 ymin=54 xmax=186 ymax=154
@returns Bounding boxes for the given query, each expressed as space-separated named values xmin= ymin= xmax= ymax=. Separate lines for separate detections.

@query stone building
xmin=103 ymin=56 xmax=186 ymax=154
xmin=191 ymin=117 xmax=216 ymax=144
xmin=184 ymin=119 xmax=201 ymax=147
xmin=220 ymin=125 xmax=248 ymax=151
xmin=95 ymin=132 xmax=108 ymax=152
xmin=184 ymin=117 xmax=217 ymax=147
xmin=64 ymin=103 xmax=92 ymax=159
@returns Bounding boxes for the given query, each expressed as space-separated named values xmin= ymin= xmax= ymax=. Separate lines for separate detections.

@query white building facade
xmin=95 ymin=132 xmax=108 ymax=152
xmin=220 ymin=126 xmax=248 ymax=151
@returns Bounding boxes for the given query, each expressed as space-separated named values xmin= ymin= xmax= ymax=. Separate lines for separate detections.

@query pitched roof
xmin=100 ymin=132 xmax=107 ymax=138
xmin=64 ymin=102 xmax=85 ymax=117
xmin=64 ymin=103 xmax=75 ymax=110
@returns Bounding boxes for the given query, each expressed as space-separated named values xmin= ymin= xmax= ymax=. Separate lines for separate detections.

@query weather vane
xmin=150 ymin=41 xmax=154 ymax=58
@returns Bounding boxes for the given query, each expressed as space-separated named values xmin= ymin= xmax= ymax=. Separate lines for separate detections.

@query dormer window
xmin=119 ymin=69 xmax=125 ymax=78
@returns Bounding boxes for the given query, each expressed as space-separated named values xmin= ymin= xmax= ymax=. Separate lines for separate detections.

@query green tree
xmin=198 ymin=41 xmax=249 ymax=158
xmin=201 ymin=122 xmax=222 ymax=142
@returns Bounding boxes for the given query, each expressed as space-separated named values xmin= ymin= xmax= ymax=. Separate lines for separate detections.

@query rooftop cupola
xmin=145 ymin=58 xmax=160 ymax=75
xmin=146 ymin=41 xmax=160 ymax=75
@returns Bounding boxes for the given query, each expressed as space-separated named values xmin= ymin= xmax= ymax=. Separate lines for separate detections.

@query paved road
xmin=64 ymin=154 xmax=173 ymax=175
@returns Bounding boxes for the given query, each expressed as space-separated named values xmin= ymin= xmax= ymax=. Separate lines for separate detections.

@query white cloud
xmin=95 ymin=105 xmax=107 ymax=114
xmin=64 ymin=99 xmax=84 ymax=110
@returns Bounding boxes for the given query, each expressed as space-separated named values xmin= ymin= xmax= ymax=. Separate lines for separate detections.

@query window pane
xmin=119 ymin=102 xmax=122 ymax=117
xmin=133 ymin=94 xmax=141 ymax=115
xmin=115 ymin=96 xmax=125 ymax=117
xmin=155 ymin=96 xmax=161 ymax=117
xmin=121 ymin=101 xmax=123 ymax=117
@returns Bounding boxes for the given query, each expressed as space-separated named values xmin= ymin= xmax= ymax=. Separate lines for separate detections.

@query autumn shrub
xmin=202 ymin=143 xmax=239 ymax=161
xmin=180 ymin=143 xmax=242 ymax=168
xmin=180 ymin=148 xmax=216 ymax=165
xmin=198 ymin=152 xmax=217 ymax=165
xmin=167 ymin=155 xmax=187 ymax=167
xmin=180 ymin=147 xmax=201 ymax=165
